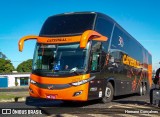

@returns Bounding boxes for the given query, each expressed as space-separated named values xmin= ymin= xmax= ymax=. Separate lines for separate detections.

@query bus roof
xmin=41 ymin=12 xmax=151 ymax=56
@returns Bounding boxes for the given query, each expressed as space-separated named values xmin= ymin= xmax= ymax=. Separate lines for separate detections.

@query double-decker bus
xmin=18 ymin=12 xmax=152 ymax=103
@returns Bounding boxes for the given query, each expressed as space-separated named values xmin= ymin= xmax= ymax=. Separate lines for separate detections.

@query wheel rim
xmin=143 ymin=85 xmax=146 ymax=94
xmin=105 ymin=87 xmax=111 ymax=98
xmin=140 ymin=85 xmax=143 ymax=95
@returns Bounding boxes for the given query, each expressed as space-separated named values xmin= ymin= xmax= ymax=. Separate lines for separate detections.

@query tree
xmin=0 ymin=52 xmax=7 ymax=59
xmin=17 ymin=59 xmax=32 ymax=72
xmin=0 ymin=58 xmax=15 ymax=73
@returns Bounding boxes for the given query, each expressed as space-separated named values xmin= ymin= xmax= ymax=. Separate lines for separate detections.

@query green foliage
xmin=17 ymin=59 xmax=32 ymax=72
xmin=15 ymin=82 xmax=19 ymax=86
xmin=0 ymin=58 xmax=15 ymax=73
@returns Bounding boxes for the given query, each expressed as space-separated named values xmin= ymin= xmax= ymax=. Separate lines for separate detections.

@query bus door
xmin=88 ymin=41 xmax=104 ymax=100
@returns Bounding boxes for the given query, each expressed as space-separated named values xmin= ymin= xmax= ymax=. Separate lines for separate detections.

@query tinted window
xmin=129 ymin=40 xmax=143 ymax=62
xmin=40 ymin=14 xmax=96 ymax=36
xmin=111 ymin=25 xmax=144 ymax=62
xmin=95 ymin=18 xmax=114 ymax=52
xmin=148 ymin=53 xmax=152 ymax=64
xmin=92 ymin=41 xmax=101 ymax=52
xmin=111 ymin=26 xmax=127 ymax=52
xmin=91 ymin=41 xmax=101 ymax=71
xmin=95 ymin=18 xmax=113 ymax=38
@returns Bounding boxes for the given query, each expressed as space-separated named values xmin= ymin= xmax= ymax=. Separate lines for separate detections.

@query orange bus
xmin=19 ymin=12 xmax=152 ymax=103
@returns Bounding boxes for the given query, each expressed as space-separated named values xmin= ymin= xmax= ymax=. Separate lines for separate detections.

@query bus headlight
xmin=71 ymin=76 xmax=95 ymax=86
xmin=71 ymin=80 xmax=88 ymax=86
xmin=30 ymin=79 xmax=37 ymax=84
xmin=71 ymin=76 xmax=96 ymax=86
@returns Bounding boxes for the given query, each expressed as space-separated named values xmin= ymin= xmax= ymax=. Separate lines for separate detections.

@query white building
xmin=0 ymin=73 xmax=30 ymax=88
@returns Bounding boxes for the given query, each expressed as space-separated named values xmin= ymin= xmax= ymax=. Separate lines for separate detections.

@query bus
xmin=18 ymin=12 xmax=152 ymax=103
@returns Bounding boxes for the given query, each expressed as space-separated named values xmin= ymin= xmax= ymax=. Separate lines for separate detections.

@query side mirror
xmin=80 ymin=30 xmax=108 ymax=48
xmin=18 ymin=35 xmax=38 ymax=52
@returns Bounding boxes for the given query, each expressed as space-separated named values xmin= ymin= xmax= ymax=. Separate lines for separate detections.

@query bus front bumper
xmin=29 ymin=83 xmax=89 ymax=101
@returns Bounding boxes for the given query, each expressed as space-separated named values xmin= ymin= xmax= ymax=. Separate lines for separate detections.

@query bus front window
xmin=32 ymin=42 xmax=90 ymax=76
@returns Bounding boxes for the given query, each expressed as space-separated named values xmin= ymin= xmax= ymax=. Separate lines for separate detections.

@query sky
xmin=0 ymin=0 xmax=160 ymax=70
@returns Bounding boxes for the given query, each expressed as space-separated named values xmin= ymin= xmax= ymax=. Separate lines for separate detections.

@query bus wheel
xmin=102 ymin=82 xmax=114 ymax=103
xmin=142 ymin=84 xmax=147 ymax=95
xmin=139 ymin=83 xmax=143 ymax=96
xmin=150 ymin=89 xmax=153 ymax=104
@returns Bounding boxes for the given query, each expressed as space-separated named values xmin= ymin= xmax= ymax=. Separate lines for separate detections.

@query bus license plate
xmin=46 ymin=95 xmax=56 ymax=99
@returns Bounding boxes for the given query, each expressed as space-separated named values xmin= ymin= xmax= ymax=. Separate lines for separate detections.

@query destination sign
xmin=37 ymin=36 xmax=81 ymax=44
xmin=47 ymin=38 xmax=67 ymax=42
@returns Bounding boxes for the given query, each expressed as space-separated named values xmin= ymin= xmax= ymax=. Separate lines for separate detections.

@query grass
xmin=0 ymin=92 xmax=29 ymax=100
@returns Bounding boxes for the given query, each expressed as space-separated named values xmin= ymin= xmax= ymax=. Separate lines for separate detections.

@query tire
xmin=139 ymin=83 xmax=143 ymax=96
xmin=102 ymin=82 xmax=114 ymax=103
xmin=150 ymin=89 xmax=153 ymax=104
xmin=142 ymin=84 xmax=147 ymax=95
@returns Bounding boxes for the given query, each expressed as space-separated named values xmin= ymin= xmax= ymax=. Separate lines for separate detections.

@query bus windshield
xmin=39 ymin=13 xmax=96 ymax=36
xmin=32 ymin=42 xmax=90 ymax=76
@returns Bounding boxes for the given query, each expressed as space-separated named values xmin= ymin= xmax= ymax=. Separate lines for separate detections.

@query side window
xmin=111 ymin=25 xmax=131 ymax=57
xmin=95 ymin=17 xmax=113 ymax=38
xmin=107 ymin=50 xmax=124 ymax=73
xmin=91 ymin=41 xmax=101 ymax=71
xmin=111 ymin=25 xmax=124 ymax=51
xmin=148 ymin=53 xmax=152 ymax=64
xmin=95 ymin=17 xmax=113 ymax=52
xmin=111 ymin=25 xmax=145 ymax=63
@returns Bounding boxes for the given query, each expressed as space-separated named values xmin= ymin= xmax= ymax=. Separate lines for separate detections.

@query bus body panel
xmin=30 ymin=74 xmax=90 ymax=84
xmin=29 ymin=74 xmax=90 ymax=101
xmin=19 ymin=12 xmax=152 ymax=102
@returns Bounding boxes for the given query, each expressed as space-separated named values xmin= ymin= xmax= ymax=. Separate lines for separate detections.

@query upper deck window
xmin=95 ymin=17 xmax=114 ymax=52
xmin=40 ymin=13 xmax=96 ymax=36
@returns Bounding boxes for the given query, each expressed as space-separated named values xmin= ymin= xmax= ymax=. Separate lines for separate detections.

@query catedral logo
xmin=47 ymin=38 xmax=67 ymax=42
xmin=123 ymin=54 xmax=140 ymax=68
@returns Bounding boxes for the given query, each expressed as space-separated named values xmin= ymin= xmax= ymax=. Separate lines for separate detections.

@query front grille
xmin=35 ymin=82 xmax=71 ymax=90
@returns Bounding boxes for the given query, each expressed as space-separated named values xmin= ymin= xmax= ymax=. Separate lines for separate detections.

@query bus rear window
xmin=40 ymin=13 xmax=96 ymax=36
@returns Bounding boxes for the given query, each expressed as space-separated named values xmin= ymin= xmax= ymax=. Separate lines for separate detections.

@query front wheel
xmin=102 ymin=82 xmax=114 ymax=103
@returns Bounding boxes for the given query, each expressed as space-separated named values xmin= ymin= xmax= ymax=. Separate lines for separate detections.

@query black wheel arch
xmin=105 ymin=77 xmax=116 ymax=96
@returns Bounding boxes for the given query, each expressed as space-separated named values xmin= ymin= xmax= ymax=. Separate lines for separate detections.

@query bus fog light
xmin=73 ymin=91 xmax=83 ymax=96
xmin=30 ymin=79 xmax=37 ymax=84
xmin=29 ymin=88 xmax=34 ymax=94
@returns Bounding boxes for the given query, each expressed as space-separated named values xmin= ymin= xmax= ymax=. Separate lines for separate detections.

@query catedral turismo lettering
xmin=123 ymin=54 xmax=140 ymax=68
xmin=47 ymin=38 xmax=67 ymax=42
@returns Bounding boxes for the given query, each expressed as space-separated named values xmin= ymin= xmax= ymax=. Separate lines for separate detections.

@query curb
xmin=0 ymin=97 xmax=26 ymax=103
xmin=0 ymin=88 xmax=28 ymax=92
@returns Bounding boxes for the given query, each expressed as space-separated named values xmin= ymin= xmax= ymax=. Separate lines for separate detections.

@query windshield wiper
xmin=70 ymin=67 xmax=79 ymax=75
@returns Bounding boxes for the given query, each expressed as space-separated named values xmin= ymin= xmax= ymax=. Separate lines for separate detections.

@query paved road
xmin=0 ymin=94 xmax=159 ymax=117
